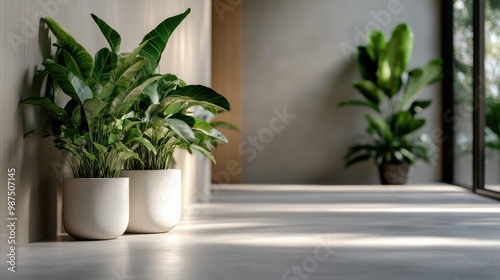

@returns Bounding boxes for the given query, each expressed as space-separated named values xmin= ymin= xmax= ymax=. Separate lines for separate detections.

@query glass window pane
xmin=485 ymin=0 xmax=500 ymax=192
xmin=453 ymin=0 xmax=474 ymax=188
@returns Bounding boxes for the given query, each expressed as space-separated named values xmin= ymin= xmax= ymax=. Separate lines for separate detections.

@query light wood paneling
xmin=211 ymin=0 xmax=243 ymax=183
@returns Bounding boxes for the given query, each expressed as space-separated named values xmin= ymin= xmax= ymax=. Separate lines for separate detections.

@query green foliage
xmin=124 ymin=74 xmax=231 ymax=170
xmin=339 ymin=23 xmax=443 ymax=167
xmin=22 ymin=15 xmax=167 ymax=178
xmin=88 ymin=9 xmax=231 ymax=171
xmin=23 ymin=10 xmax=233 ymax=176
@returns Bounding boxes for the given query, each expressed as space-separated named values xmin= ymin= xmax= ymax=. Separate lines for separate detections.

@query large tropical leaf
xmin=366 ymin=31 xmax=385 ymax=61
xmin=141 ymin=81 xmax=159 ymax=105
xmin=91 ymin=14 xmax=121 ymax=53
xmin=100 ymin=57 xmax=145 ymax=101
xmin=139 ymin=9 xmax=191 ymax=74
xmin=83 ymin=99 xmax=107 ymax=130
xmin=164 ymin=118 xmax=196 ymax=143
xmin=401 ymin=59 xmax=443 ymax=109
xmin=56 ymin=42 xmax=94 ymax=78
xmin=61 ymin=48 xmax=83 ymax=77
xmin=110 ymin=75 xmax=162 ymax=118
xmin=168 ymin=85 xmax=230 ymax=112
xmin=392 ymin=111 xmax=426 ymax=137
xmin=409 ymin=100 xmax=432 ymax=115
xmin=21 ymin=97 xmax=67 ymax=116
xmin=169 ymin=113 xmax=196 ymax=127
xmin=385 ymin=23 xmax=414 ymax=95
xmin=376 ymin=52 xmax=392 ymax=95
xmin=190 ymin=144 xmax=216 ymax=163
xmin=92 ymin=48 xmax=118 ymax=87
xmin=43 ymin=59 xmax=93 ymax=104
xmin=43 ymin=17 xmax=76 ymax=44
xmin=44 ymin=17 xmax=93 ymax=78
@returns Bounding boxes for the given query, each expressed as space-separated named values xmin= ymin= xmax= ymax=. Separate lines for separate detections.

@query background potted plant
xmin=339 ymin=23 xmax=443 ymax=185
xmin=21 ymin=15 xmax=159 ymax=239
xmin=95 ymin=9 xmax=231 ymax=233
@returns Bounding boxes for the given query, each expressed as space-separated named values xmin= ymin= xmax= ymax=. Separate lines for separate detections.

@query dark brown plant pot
xmin=378 ymin=162 xmax=410 ymax=185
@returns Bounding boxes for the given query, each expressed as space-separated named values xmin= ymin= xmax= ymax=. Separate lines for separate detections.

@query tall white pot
xmin=63 ymin=178 xmax=129 ymax=240
xmin=121 ymin=169 xmax=181 ymax=233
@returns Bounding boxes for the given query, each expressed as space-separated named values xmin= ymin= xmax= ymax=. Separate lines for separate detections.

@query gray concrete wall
xmin=242 ymin=0 xmax=442 ymax=184
xmin=0 ymin=0 xmax=211 ymax=251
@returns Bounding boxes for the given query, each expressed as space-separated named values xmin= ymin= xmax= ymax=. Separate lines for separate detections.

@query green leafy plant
xmin=339 ymin=23 xmax=443 ymax=167
xmin=21 ymin=15 xmax=162 ymax=178
xmin=89 ymin=9 xmax=232 ymax=171
xmin=191 ymin=106 xmax=240 ymax=150
xmin=124 ymin=74 xmax=231 ymax=170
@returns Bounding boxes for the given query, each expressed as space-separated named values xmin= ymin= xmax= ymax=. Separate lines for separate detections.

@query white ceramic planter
xmin=120 ymin=169 xmax=181 ymax=233
xmin=63 ymin=178 xmax=129 ymax=240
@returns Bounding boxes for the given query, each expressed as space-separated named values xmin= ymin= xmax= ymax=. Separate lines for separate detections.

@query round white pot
xmin=63 ymin=178 xmax=129 ymax=240
xmin=120 ymin=169 xmax=181 ymax=233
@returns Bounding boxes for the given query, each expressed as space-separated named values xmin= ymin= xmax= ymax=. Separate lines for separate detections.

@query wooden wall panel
xmin=211 ymin=0 xmax=243 ymax=184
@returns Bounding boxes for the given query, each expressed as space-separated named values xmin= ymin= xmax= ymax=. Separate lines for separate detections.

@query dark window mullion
xmin=442 ymin=0 xmax=455 ymax=184
xmin=473 ymin=0 xmax=486 ymax=192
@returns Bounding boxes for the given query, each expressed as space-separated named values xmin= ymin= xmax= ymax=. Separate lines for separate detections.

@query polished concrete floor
xmin=3 ymin=184 xmax=500 ymax=280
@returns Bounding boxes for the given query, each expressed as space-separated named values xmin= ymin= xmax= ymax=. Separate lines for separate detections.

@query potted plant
xmin=339 ymin=23 xmax=443 ymax=185
xmin=99 ymin=10 xmax=231 ymax=233
xmin=21 ymin=16 xmax=159 ymax=239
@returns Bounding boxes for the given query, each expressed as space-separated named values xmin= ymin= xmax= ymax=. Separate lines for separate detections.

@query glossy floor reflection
xmin=3 ymin=184 xmax=500 ymax=280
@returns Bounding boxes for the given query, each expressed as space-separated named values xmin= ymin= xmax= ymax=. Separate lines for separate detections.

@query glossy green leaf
xmin=366 ymin=31 xmax=385 ymax=61
xmin=92 ymin=48 xmax=118 ymax=87
xmin=385 ymin=23 xmax=414 ymax=95
xmin=43 ymin=59 xmax=93 ymax=104
xmin=164 ymin=118 xmax=196 ymax=143
xmin=191 ymin=144 xmax=216 ymax=164
xmin=169 ymin=85 xmax=230 ymax=112
xmin=141 ymin=81 xmax=159 ymax=105
xmin=44 ymin=17 xmax=94 ymax=78
xmin=21 ymin=97 xmax=68 ymax=116
xmin=83 ymin=99 xmax=106 ymax=125
xmin=139 ymin=9 xmax=191 ymax=74
xmin=169 ymin=113 xmax=196 ymax=127
xmin=61 ymin=48 xmax=83 ymax=77
xmin=409 ymin=100 xmax=432 ymax=115
xmin=101 ymin=57 xmax=144 ymax=101
xmin=401 ymin=59 xmax=443 ymax=109
xmin=393 ymin=111 xmax=426 ymax=137
xmin=91 ymin=14 xmax=121 ymax=53
xmin=110 ymin=75 xmax=162 ymax=118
